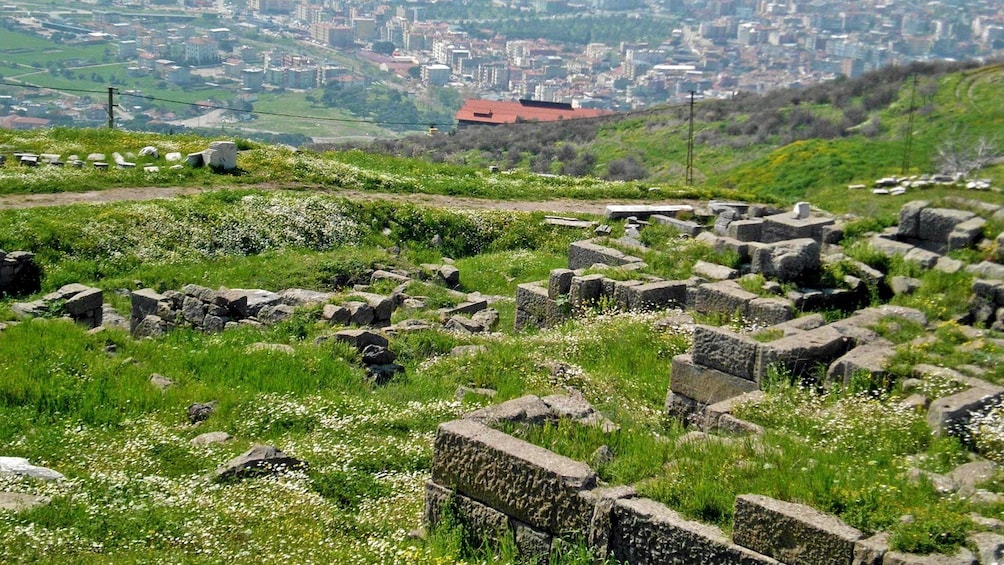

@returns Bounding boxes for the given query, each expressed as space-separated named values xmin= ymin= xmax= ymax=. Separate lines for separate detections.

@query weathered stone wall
xmin=0 ymin=250 xmax=41 ymax=297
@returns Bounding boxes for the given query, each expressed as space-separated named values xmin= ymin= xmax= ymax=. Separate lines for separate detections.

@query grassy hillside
xmin=351 ymin=61 xmax=1004 ymax=213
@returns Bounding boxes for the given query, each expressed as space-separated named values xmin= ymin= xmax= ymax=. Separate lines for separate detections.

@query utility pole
xmin=901 ymin=74 xmax=918 ymax=176
xmin=107 ymin=87 xmax=117 ymax=129
xmin=686 ymin=90 xmax=695 ymax=186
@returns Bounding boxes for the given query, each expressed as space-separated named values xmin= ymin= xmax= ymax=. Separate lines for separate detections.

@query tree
xmin=935 ymin=134 xmax=1000 ymax=177
xmin=372 ymin=41 xmax=396 ymax=55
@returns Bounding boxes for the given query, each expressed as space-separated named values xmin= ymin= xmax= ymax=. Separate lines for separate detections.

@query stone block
xmin=548 ymin=269 xmax=575 ymax=298
xmin=756 ymin=325 xmax=855 ymax=382
xmin=424 ymin=481 xmax=510 ymax=543
xmin=750 ymin=239 xmax=821 ymax=282
xmin=332 ymin=329 xmax=388 ymax=351
xmin=927 ymin=384 xmax=1004 ymax=438
xmin=728 ymin=219 xmax=764 ymax=242
xmin=627 ymin=281 xmax=687 ymax=311
xmin=569 ymin=274 xmax=606 ymax=307
xmin=131 ymin=288 xmax=166 ymax=333
xmin=568 ymin=240 xmax=642 ymax=270
xmin=441 ymin=300 xmax=488 ymax=318
xmin=695 ymin=280 xmax=757 ymax=318
xmin=903 ymin=247 xmax=941 ymax=269
xmin=825 ymin=342 xmax=894 ymax=387
xmin=694 ymin=260 xmax=739 ymax=280
xmin=748 ymin=298 xmax=795 ymax=326
xmin=918 ymin=208 xmax=977 ymax=245
xmin=761 ymin=213 xmax=835 ymax=243
xmin=431 ymin=419 xmax=597 ymax=535
xmin=609 ymin=497 xmax=779 ymax=565
xmin=733 ymin=494 xmax=862 ymax=565
xmin=204 ymin=140 xmax=238 ymax=170
xmin=947 ymin=217 xmax=986 ymax=251
xmin=692 ymin=325 xmax=760 ymax=381
xmin=696 ymin=232 xmax=752 ymax=263
xmin=967 ymin=261 xmax=1004 ymax=281
xmin=651 ymin=214 xmax=703 ymax=236
xmin=613 ymin=280 xmax=643 ymax=310
xmin=605 ymin=204 xmax=693 ymax=220
xmin=63 ymin=287 xmax=103 ymax=317
xmin=897 ymin=201 xmax=929 ymax=239
xmin=515 ymin=283 xmax=568 ymax=330
xmin=670 ymin=353 xmax=759 ymax=407
xmin=465 ymin=395 xmax=552 ymax=425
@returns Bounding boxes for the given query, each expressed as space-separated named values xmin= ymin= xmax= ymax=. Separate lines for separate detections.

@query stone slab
xmin=692 ymin=325 xmax=760 ymax=381
xmin=609 ymin=497 xmax=779 ymax=565
xmin=733 ymin=494 xmax=862 ymax=565
xmin=670 ymin=353 xmax=759 ymax=407
xmin=431 ymin=418 xmax=597 ymax=535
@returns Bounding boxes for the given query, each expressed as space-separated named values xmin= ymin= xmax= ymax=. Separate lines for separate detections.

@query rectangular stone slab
xmin=733 ymin=494 xmax=862 ymax=565
xmin=609 ymin=497 xmax=779 ymax=564
xmin=431 ymin=419 xmax=597 ymax=535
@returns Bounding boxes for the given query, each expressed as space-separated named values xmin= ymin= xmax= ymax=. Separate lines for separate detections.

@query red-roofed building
xmin=455 ymin=99 xmax=614 ymax=127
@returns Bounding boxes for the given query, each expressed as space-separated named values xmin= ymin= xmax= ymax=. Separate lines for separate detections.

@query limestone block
xmin=750 ymin=238 xmax=821 ymax=282
xmin=63 ymin=287 xmax=103 ymax=318
xmin=204 ymin=140 xmax=238 ymax=170
xmin=613 ymin=280 xmax=643 ymax=310
xmin=465 ymin=395 xmax=552 ymax=425
xmin=568 ymin=240 xmax=642 ymax=270
xmin=332 ymin=329 xmax=388 ymax=351
xmin=670 ymin=353 xmax=759 ymax=407
xmin=918 ymin=208 xmax=977 ymax=245
xmin=896 ymin=200 xmax=929 ymax=239
xmin=756 ymin=325 xmax=855 ymax=382
xmin=696 ymin=232 xmax=752 ymax=263
xmin=825 ymin=342 xmax=894 ymax=387
xmin=903 ymin=247 xmax=941 ymax=269
xmin=431 ymin=419 xmax=597 ymax=535
xmin=424 ymin=481 xmax=510 ymax=543
xmin=693 ymin=260 xmax=739 ymax=280
xmin=692 ymin=325 xmax=760 ymax=381
xmin=927 ymin=384 xmax=1004 ymax=437
xmin=131 ymin=288 xmax=166 ymax=333
xmin=733 ymin=494 xmax=862 ymax=565
xmin=609 ymin=497 xmax=779 ymax=565
xmin=727 ymin=219 xmax=764 ymax=242
xmin=761 ymin=213 xmax=834 ymax=243
xmin=695 ymin=280 xmax=757 ymax=318
xmin=651 ymin=214 xmax=703 ymax=236
xmin=627 ymin=280 xmax=687 ymax=311
xmin=947 ymin=217 xmax=986 ymax=250
xmin=747 ymin=297 xmax=795 ymax=326
xmin=548 ymin=268 xmax=575 ymax=299
xmin=569 ymin=274 xmax=606 ymax=307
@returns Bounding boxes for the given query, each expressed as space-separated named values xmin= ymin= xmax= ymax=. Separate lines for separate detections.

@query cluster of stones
xmin=445 ymin=198 xmax=1004 ymax=564
xmin=853 ymin=174 xmax=998 ymax=195
xmin=426 ymin=392 xmax=1004 ymax=565
xmin=11 ymin=283 xmax=104 ymax=328
xmin=516 ymin=201 xmax=871 ymax=331
xmin=0 ymin=249 xmax=40 ymax=297
xmin=3 ymin=140 xmax=238 ymax=173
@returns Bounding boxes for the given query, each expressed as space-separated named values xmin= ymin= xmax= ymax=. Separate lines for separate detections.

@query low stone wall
xmin=12 ymin=283 xmax=103 ymax=328
xmin=568 ymin=240 xmax=645 ymax=270
xmin=427 ymin=398 xmax=945 ymax=564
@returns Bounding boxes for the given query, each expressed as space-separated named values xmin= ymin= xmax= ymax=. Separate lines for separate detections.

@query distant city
xmin=2 ymin=0 xmax=1003 ymax=135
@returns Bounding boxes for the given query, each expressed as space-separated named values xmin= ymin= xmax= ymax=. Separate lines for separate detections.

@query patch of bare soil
xmin=0 ymin=184 xmax=691 ymax=216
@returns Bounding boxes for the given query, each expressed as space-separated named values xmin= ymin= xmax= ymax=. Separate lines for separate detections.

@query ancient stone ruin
xmin=0 ymin=250 xmax=40 ymax=297
xmin=3 ymin=140 xmax=239 ymax=173
xmin=436 ymin=198 xmax=1004 ymax=564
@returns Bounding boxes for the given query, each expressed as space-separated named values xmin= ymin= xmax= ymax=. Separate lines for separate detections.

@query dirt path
xmin=0 ymin=185 xmax=668 ymax=216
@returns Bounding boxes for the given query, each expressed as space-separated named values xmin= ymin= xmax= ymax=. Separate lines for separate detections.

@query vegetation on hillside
xmin=342 ymin=60 xmax=1004 ymax=208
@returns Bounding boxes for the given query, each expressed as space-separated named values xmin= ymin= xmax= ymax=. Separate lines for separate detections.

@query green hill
xmin=338 ymin=60 xmax=1004 ymax=214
